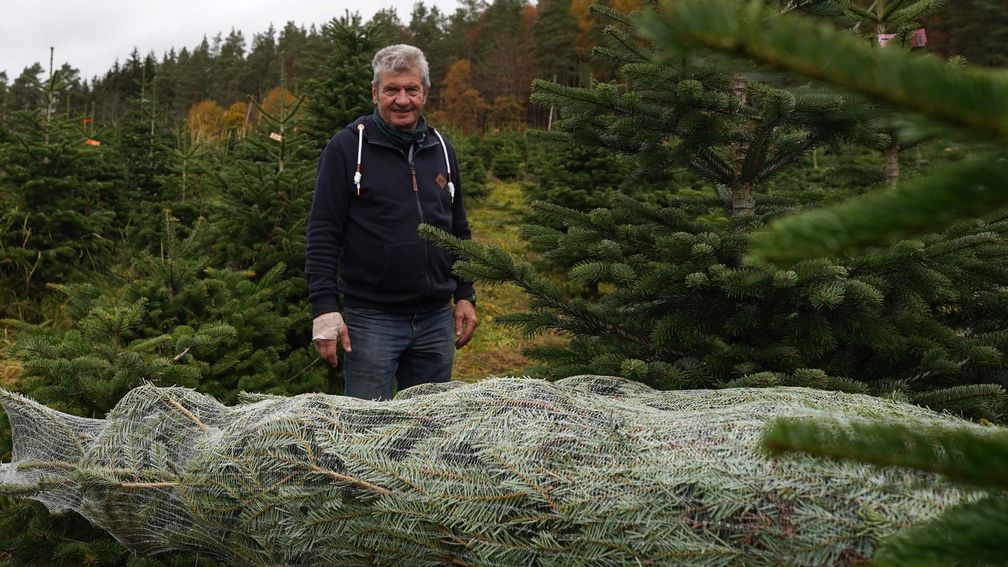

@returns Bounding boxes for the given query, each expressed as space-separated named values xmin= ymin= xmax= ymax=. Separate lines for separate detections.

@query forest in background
xmin=1 ymin=0 xmax=1007 ymax=135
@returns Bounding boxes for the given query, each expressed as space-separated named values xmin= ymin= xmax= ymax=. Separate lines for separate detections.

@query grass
xmin=452 ymin=180 xmax=560 ymax=382
xmin=0 ymin=362 xmax=18 ymax=389
xmin=0 ymin=329 xmax=18 ymax=389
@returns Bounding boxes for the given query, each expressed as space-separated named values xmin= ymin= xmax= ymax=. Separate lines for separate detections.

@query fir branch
xmin=872 ymin=496 xmax=1008 ymax=567
xmin=639 ymin=0 xmax=1008 ymax=139
xmin=764 ymin=416 xmax=1008 ymax=490
xmin=747 ymin=157 xmax=1008 ymax=264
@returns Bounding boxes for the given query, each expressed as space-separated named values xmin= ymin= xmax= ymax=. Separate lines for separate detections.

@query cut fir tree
xmin=0 ymin=376 xmax=987 ymax=566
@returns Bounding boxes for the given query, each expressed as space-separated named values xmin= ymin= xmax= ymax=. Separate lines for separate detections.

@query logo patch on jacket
xmin=435 ymin=173 xmax=447 ymax=189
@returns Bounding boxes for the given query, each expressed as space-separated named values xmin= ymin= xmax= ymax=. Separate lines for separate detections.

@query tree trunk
xmin=884 ymin=144 xmax=900 ymax=188
xmin=732 ymin=181 xmax=756 ymax=217
xmin=730 ymin=74 xmax=749 ymax=176
xmin=730 ymin=74 xmax=754 ymax=216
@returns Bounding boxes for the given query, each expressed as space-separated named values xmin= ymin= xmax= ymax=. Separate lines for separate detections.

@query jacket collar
xmin=348 ymin=115 xmax=441 ymax=151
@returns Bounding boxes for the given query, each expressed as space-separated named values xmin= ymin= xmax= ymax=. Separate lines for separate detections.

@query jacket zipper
xmin=408 ymin=143 xmax=432 ymax=293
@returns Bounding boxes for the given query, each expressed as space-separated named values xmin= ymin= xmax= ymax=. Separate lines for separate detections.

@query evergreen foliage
xmin=530 ymin=1 xmax=869 ymax=217
xmin=631 ymin=0 xmax=1008 ymax=563
xmin=424 ymin=200 xmax=1008 ymax=420
xmin=489 ymin=143 xmax=523 ymax=181
xmin=421 ymin=0 xmax=1008 ymax=421
xmin=764 ymin=416 xmax=1008 ymax=565
xmin=113 ymin=215 xmax=326 ymax=401
xmin=525 ymin=131 xmax=636 ymax=210
xmin=638 ymin=0 xmax=1008 ymax=259
xmin=0 ymin=212 xmax=325 ymax=566
xmin=842 ymin=0 xmax=948 ymax=187
xmin=206 ymin=92 xmax=314 ymax=280
xmin=112 ymin=79 xmax=180 ymax=244
xmin=531 ymin=0 xmax=583 ymax=86
xmin=927 ymin=0 xmax=1008 ymax=67
xmin=0 ymin=65 xmax=119 ymax=319
xmin=300 ymin=12 xmax=383 ymax=151
xmin=450 ymin=134 xmax=492 ymax=201
xmin=153 ymin=126 xmax=214 ymax=230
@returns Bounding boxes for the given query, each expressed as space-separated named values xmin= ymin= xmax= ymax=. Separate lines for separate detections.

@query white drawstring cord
xmin=354 ymin=124 xmax=364 ymax=196
xmin=433 ymin=129 xmax=455 ymax=203
xmin=354 ymin=124 xmax=455 ymax=202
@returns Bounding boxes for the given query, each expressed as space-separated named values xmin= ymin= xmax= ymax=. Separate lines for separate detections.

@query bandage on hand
xmin=312 ymin=312 xmax=345 ymax=342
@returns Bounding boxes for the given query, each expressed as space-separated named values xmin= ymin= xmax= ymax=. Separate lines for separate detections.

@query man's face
xmin=372 ymin=70 xmax=427 ymax=132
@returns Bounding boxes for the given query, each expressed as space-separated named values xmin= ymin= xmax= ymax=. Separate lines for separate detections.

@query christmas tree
xmin=0 ymin=56 xmax=119 ymax=319
xmin=300 ymin=11 xmax=384 ymax=152
xmin=0 ymin=376 xmax=987 ymax=565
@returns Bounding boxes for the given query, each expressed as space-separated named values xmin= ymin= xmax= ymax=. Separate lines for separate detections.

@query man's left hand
xmin=453 ymin=299 xmax=478 ymax=349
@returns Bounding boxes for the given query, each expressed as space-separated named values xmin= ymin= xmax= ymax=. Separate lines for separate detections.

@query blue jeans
xmin=342 ymin=305 xmax=455 ymax=400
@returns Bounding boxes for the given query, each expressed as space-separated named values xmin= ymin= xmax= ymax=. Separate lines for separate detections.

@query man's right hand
xmin=312 ymin=312 xmax=352 ymax=367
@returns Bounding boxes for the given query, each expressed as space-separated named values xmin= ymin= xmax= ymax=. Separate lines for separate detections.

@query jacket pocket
xmin=427 ymin=244 xmax=454 ymax=293
xmin=376 ymin=241 xmax=429 ymax=295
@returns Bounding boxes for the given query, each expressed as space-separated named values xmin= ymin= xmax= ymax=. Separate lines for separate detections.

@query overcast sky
xmin=1 ymin=0 xmax=462 ymax=82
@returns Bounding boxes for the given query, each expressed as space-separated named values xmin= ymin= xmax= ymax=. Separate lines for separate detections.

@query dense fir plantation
xmin=0 ymin=0 xmax=1006 ymax=564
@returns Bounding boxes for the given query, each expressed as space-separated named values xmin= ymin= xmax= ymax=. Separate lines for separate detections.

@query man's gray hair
xmin=372 ymin=44 xmax=431 ymax=90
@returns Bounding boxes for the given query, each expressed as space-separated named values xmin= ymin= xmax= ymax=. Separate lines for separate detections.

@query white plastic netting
xmin=0 ymin=376 xmax=979 ymax=566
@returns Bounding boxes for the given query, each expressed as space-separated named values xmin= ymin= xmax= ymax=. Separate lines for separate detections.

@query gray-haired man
xmin=306 ymin=44 xmax=478 ymax=400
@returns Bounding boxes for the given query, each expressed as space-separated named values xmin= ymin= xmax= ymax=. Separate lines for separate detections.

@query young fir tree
xmin=421 ymin=0 xmax=1007 ymax=419
xmin=112 ymin=75 xmax=180 ymax=245
xmin=153 ymin=124 xmax=215 ymax=229
xmin=300 ymin=11 xmax=383 ymax=152
xmin=0 ymin=56 xmax=119 ymax=319
xmin=839 ymin=0 xmax=948 ymax=187
xmin=530 ymin=0 xmax=870 ymax=218
xmin=648 ymin=0 xmax=1008 ymax=560
xmin=200 ymin=87 xmax=326 ymax=392
xmin=525 ymin=135 xmax=637 ymax=211
xmin=205 ymin=87 xmax=314 ymax=282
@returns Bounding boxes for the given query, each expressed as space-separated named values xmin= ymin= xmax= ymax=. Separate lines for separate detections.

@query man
xmin=306 ymin=44 xmax=478 ymax=400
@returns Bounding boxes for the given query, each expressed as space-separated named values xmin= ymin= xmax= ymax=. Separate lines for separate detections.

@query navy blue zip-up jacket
xmin=305 ymin=115 xmax=475 ymax=317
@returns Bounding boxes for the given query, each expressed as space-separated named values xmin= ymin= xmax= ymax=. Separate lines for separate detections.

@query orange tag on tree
xmin=84 ymin=138 xmax=101 ymax=147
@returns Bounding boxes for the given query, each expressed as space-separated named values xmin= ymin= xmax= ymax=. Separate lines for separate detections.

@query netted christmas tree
xmin=421 ymin=0 xmax=1008 ymax=420
xmin=0 ymin=376 xmax=991 ymax=566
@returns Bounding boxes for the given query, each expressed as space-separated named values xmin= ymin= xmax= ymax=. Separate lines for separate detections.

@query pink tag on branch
xmin=910 ymin=28 xmax=927 ymax=47
xmin=878 ymin=33 xmax=897 ymax=47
